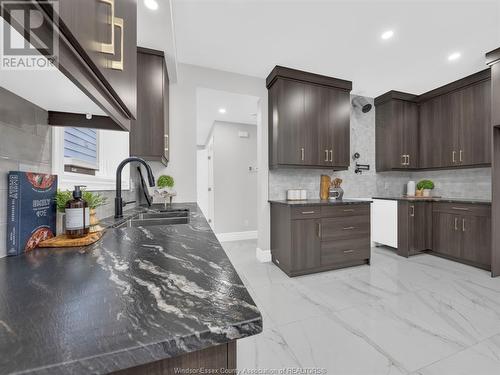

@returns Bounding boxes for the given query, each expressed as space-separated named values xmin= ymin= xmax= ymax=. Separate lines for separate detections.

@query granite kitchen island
xmin=0 ymin=203 xmax=262 ymax=375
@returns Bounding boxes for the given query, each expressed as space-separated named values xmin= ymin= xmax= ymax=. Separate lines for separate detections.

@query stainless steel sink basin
xmin=117 ymin=211 xmax=190 ymax=228
xmin=141 ymin=211 xmax=189 ymax=219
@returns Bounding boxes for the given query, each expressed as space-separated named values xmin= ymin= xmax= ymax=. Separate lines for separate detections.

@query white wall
xmin=210 ymin=121 xmax=257 ymax=234
xmin=151 ymin=63 xmax=270 ymax=251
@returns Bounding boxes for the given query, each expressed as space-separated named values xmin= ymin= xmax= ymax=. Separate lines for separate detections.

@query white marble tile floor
xmin=222 ymin=240 xmax=500 ymax=375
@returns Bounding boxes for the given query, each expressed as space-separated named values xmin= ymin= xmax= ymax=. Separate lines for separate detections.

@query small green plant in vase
xmin=55 ymin=189 xmax=108 ymax=234
xmin=156 ymin=175 xmax=176 ymax=207
xmin=416 ymin=180 xmax=435 ymax=197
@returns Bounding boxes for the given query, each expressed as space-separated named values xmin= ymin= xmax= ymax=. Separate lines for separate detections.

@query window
xmin=52 ymin=126 xmax=130 ymax=191
xmin=64 ymin=128 xmax=99 ymax=175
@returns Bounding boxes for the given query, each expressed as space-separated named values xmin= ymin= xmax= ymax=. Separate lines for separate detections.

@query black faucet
xmin=115 ymin=157 xmax=155 ymax=218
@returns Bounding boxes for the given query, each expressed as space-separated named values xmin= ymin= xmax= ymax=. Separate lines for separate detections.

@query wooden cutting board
xmin=38 ymin=231 xmax=104 ymax=248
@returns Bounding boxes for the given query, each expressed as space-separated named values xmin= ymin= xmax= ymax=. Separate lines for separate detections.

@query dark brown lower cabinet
xmin=431 ymin=203 xmax=491 ymax=270
xmin=291 ymin=219 xmax=321 ymax=270
xmin=270 ymin=203 xmax=371 ymax=277
xmin=397 ymin=201 xmax=432 ymax=257
xmin=110 ymin=342 xmax=236 ymax=375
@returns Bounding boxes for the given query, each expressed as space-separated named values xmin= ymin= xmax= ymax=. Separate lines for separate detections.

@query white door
xmin=207 ymin=136 xmax=215 ymax=229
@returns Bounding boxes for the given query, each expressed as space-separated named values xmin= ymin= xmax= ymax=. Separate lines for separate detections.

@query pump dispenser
xmin=65 ymin=185 xmax=90 ymax=238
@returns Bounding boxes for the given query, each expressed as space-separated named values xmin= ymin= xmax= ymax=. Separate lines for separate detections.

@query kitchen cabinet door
xmin=277 ymin=80 xmax=307 ymax=165
xmin=330 ymin=89 xmax=351 ymax=167
xmin=458 ymin=80 xmax=491 ymax=166
xmin=397 ymin=202 xmax=431 ymax=257
xmin=402 ymin=101 xmax=419 ymax=168
xmin=432 ymin=212 xmax=462 ymax=258
xmin=57 ymin=0 xmax=137 ymax=119
xmin=130 ymin=48 xmax=169 ymax=164
xmin=420 ymin=95 xmax=454 ymax=168
xmin=462 ymin=215 xmax=491 ymax=268
xmin=304 ymin=84 xmax=322 ymax=166
xmin=291 ymin=219 xmax=321 ymax=271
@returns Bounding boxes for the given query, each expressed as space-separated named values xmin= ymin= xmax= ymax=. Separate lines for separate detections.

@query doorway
xmin=196 ymin=88 xmax=259 ymax=241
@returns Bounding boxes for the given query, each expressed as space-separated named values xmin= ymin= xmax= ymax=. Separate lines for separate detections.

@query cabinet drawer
xmin=321 ymin=204 xmax=370 ymax=218
xmin=432 ymin=202 xmax=491 ymax=217
xmin=320 ymin=216 xmax=370 ymax=240
xmin=321 ymin=238 xmax=370 ymax=265
xmin=291 ymin=207 xmax=321 ymax=219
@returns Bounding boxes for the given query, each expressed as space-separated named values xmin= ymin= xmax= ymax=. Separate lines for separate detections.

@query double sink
xmin=117 ymin=208 xmax=190 ymax=228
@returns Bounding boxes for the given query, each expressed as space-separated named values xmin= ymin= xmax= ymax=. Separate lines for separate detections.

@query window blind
xmin=64 ymin=128 xmax=98 ymax=168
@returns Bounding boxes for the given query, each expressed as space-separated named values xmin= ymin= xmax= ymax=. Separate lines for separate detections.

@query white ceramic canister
xmin=407 ymin=181 xmax=416 ymax=196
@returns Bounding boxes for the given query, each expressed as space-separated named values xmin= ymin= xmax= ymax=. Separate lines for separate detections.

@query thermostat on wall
xmin=238 ymin=131 xmax=249 ymax=138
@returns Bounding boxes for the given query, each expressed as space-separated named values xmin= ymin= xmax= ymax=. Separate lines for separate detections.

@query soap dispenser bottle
xmin=65 ymin=185 xmax=90 ymax=238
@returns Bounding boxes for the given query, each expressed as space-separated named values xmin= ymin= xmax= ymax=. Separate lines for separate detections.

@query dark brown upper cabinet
xmin=267 ymin=66 xmax=352 ymax=169
xmin=376 ymin=69 xmax=491 ymax=171
xmin=1 ymin=0 xmax=137 ymax=131
xmin=375 ymin=92 xmax=418 ymax=171
xmin=130 ymin=48 xmax=169 ymax=165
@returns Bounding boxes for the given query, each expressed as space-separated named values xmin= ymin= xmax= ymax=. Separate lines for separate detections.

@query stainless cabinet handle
xmin=98 ymin=0 xmax=115 ymax=54
xmin=317 ymin=222 xmax=322 ymax=237
xmin=343 ymin=209 xmax=355 ymax=212
xmin=343 ymin=250 xmax=355 ymax=254
xmin=324 ymin=150 xmax=329 ymax=162
xmin=462 ymin=218 xmax=465 ymax=232
xmin=452 ymin=150 xmax=456 ymax=163
xmin=459 ymin=150 xmax=463 ymax=162
xmin=407 ymin=154 xmax=410 ymax=166
xmin=401 ymin=154 xmax=405 ymax=166
xmin=329 ymin=149 xmax=333 ymax=162
xmin=111 ymin=17 xmax=124 ymax=70
xmin=451 ymin=207 xmax=470 ymax=211
xmin=343 ymin=226 xmax=355 ymax=230
xmin=300 ymin=147 xmax=305 ymax=161
xmin=410 ymin=205 xmax=415 ymax=217
xmin=454 ymin=217 xmax=458 ymax=231
xmin=301 ymin=211 xmax=315 ymax=214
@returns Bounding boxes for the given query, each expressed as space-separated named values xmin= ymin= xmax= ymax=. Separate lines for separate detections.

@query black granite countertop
xmin=372 ymin=196 xmax=492 ymax=205
xmin=0 ymin=203 xmax=262 ymax=375
xmin=269 ymin=199 xmax=372 ymax=206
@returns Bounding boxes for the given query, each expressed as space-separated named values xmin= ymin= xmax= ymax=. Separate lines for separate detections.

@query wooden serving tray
xmin=38 ymin=231 xmax=104 ymax=248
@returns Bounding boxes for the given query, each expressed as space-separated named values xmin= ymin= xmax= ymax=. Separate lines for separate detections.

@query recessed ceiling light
xmin=381 ymin=30 xmax=394 ymax=40
xmin=448 ymin=52 xmax=461 ymax=61
xmin=144 ymin=0 xmax=158 ymax=10
xmin=218 ymin=108 xmax=227 ymax=114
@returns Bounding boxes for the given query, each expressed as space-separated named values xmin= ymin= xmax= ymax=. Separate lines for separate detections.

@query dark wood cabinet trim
xmin=486 ymin=47 xmax=500 ymax=66
xmin=417 ymin=69 xmax=491 ymax=103
xmin=48 ymin=111 xmax=123 ymax=130
xmin=266 ymin=65 xmax=352 ymax=91
xmin=374 ymin=91 xmax=418 ymax=105
xmin=137 ymin=47 xmax=165 ymax=57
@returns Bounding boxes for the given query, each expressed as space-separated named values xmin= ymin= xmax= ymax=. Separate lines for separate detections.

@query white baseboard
xmin=216 ymin=230 xmax=258 ymax=242
xmin=256 ymin=247 xmax=271 ymax=263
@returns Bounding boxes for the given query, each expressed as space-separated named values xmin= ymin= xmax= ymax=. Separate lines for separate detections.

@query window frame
xmin=52 ymin=126 xmax=130 ymax=191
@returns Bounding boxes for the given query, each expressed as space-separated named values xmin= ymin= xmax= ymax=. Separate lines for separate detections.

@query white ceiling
xmin=137 ymin=0 xmax=178 ymax=81
xmin=196 ymin=88 xmax=258 ymax=146
xmin=171 ymin=0 xmax=500 ymax=97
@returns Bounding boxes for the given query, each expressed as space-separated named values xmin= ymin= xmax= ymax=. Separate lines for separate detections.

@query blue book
xmin=7 ymin=172 xmax=57 ymax=256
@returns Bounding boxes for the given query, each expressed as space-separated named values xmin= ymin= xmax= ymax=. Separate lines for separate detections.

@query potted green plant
xmin=156 ymin=175 xmax=176 ymax=206
xmin=55 ymin=189 xmax=108 ymax=234
xmin=416 ymin=180 xmax=435 ymax=197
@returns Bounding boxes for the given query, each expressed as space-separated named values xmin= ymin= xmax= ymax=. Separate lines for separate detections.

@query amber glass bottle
xmin=65 ymin=186 xmax=90 ymax=238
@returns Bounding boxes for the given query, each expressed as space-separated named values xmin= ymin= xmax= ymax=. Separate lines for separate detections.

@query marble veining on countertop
xmin=269 ymin=199 xmax=372 ymax=206
xmin=372 ymin=196 xmax=492 ymax=205
xmin=0 ymin=203 xmax=262 ymax=375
